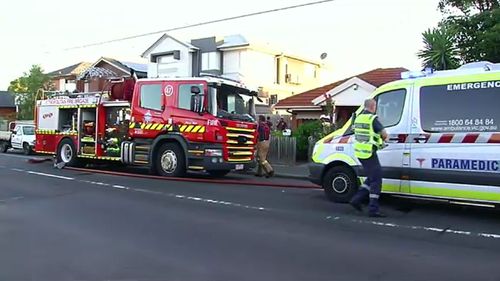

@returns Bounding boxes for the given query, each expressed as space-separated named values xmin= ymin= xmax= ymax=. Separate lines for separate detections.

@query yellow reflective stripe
xmin=145 ymin=123 xmax=153 ymax=130
xmin=185 ymin=125 xmax=194 ymax=133
xmin=180 ymin=125 xmax=187 ymax=132
xmin=228 ymin=157 xmax=251 ymax=162
xmin=167 ymin=125 xmax=173 ymax=131
xmin=129 ymin=122 xmax=135 ymax=129
xmin=192 ymin=125 xmax=201 ymax=133
xmin=157 ymin=124 xmax=164 ymax=130
xmin=198 ymin=126 xmax=205 ymax=133
xmin=323 ymin=153 xmax=357 ymax=166
xmin=410 ymin=186 xmax=500 ymax=202
xmin=140 ymin=123 xmax=146 ymax=129
xmin=226 ymin=127 xmax=255 ymax=133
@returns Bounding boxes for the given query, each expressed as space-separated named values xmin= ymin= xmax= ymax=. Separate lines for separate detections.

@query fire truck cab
xmin=35 ymin=76 xmax=258 ymax=177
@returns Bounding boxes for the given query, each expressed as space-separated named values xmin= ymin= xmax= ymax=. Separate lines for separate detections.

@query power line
xmin=63 ymin=0 xmax=336 ymax=51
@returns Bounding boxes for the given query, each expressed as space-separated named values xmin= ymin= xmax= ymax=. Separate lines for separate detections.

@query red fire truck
xmin=35 ymin=76 xmax=258 ymax=177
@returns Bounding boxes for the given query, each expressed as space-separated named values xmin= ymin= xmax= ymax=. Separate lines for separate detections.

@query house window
xmin=178 ymin=84 xmax=204 ymax=110
xmin=140 ymin=84 xmax=163 ymax=111
xmin=269 ymin=95 xmax=278 ymax=105
xmin=157 ymin=55 xmax=175 ymax=64
xmin=276 ymin=57 xmax=281 ymax=84
xmin=201 ymin=52 xmax=221 ymax=71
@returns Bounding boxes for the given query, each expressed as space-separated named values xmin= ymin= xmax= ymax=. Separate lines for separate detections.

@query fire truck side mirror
xmin=190 ymin=94 xmax=203 ymax=114
xmin=190 ymin=86 xmax=201 ymax=95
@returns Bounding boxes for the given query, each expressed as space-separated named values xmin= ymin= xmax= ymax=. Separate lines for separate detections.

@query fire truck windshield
xmin=208 ymin=84 xmax=255 ymax=122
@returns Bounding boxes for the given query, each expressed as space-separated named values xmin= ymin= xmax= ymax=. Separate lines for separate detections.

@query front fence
xmin=267 ymin=136 xmax=296 ymax=164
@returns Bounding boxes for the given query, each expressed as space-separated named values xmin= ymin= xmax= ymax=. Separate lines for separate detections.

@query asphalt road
xmin=1 ymin=152 xmax=500 ymax=281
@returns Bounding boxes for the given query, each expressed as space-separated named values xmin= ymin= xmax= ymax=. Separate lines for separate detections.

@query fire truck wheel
xmin=57 ymin=139 xmax=79 ymax=167
xmin=323 ymin=165 xmax=358 ymax=203
xmin=156 ymin=142 xmax=186 ymax=177
xmin=207 ymin=170 xmax=230 ymax=178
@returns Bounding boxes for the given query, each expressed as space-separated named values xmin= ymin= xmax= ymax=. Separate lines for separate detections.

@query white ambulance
xmin=309 ymin=62 xmax=500 ymax=207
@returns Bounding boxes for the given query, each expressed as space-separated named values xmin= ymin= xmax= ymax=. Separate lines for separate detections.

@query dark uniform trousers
xmin=351 ymin=152 xmax=382 ymax=214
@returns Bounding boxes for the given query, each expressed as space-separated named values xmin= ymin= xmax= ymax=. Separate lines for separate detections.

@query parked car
xmin=0 ymin=121 xmax=35 ymax=155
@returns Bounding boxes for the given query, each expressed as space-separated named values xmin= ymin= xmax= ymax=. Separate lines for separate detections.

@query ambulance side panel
xmin=409 ymin=74 xmax=500 ymax=203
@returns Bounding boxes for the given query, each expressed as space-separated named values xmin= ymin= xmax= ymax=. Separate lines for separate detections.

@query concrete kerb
xmin=235 ymin=170 xmax=309 ymax=180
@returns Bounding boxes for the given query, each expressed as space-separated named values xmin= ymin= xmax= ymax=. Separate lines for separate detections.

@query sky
xmin=0 ymin=0 xmax=442 ymax=89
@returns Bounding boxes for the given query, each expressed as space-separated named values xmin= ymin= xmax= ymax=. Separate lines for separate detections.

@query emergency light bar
xmin=401 ymin=62 xmax=500 ymax=80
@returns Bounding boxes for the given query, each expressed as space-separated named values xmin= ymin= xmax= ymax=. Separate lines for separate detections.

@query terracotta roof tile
xmin=275 ymin=67 xmax=408 ymax=109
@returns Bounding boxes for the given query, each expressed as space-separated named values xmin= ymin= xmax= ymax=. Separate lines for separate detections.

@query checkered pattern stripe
xmin=327 ymin=133 xmax=500 ymax=144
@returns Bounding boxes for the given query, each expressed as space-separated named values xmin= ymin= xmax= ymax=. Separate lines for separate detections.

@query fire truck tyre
xmin=207 ymin=170 xmax=230 ymax=178
xmin=57 ymin=139 xmax=79 ymax=167
xmin=323 ymin=166 xmax=358 ymax=203
xmin=156 ymin=143 xmax=186 ymax=177
xmin=0 ymin=142 xmax=8 ymax=153
xmin=23 ymin=142 xmax=32 ymax=155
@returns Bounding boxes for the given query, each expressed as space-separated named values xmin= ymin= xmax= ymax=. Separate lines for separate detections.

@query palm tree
xmin=417 ymin=27 xmax=461 ymax=70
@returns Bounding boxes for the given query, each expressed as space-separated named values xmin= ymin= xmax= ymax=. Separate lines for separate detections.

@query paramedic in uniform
xmin=255 ymin=115 xmax=274 ymax=178
xmin=350 ymin=99 xmax=388 ymax=217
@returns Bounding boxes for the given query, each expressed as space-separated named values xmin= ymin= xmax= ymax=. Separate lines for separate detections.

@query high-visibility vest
xmin=353 ymin=113 xmax=383 ymax=159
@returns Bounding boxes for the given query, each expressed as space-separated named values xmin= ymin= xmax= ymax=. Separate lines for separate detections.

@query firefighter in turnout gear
xmin=350 ymin=99 xmax=388 ymax=217
xmin=255 ymin=115 xmax=274 ymax=178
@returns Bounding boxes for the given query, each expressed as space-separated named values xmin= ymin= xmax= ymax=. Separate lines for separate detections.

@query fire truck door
xmin=132 ymin=83 xmax=165 ymax=137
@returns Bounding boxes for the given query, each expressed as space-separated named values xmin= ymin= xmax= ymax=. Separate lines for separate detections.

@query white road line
xmin=26 ymin=171 xmax=74 ymax=180
xmin=72 ymin=179 xmax=268 ymax=211
xmin=326 ymin=217 xmax=500 ymax=240
xmin=168 ymin=192 xmax=267 ymax=211
xmin=11 ymin=168 xmax=25 ymax=172
xmin=0 ymin=196 xmax=24 ymax=203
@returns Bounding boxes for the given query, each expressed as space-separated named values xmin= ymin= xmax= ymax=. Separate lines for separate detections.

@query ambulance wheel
xmin=207 ymin=170 xmax=230 ymax=178
xmin=57 ymin=139 xmax=79 ymax=167
xmin=156 ymin=142 xmax=186 ymax=177
xmin=323 ymin=166 xmax=358 ymax=203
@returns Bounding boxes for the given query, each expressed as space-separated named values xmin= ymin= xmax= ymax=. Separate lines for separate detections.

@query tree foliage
xmin=8 ymin=65 xmax=52 ymax=120
xmin=419 ymin=0 xmax=499 ymax=66
xmin=417 ymin=26 xmax=461 ymax=70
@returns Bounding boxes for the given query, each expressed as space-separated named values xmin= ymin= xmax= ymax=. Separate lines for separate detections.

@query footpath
xmin=238 ymin=162 xmax=310 ymax=180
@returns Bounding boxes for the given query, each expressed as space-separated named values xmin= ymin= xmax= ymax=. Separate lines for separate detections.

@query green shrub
xmin=293 ymin=121 xmax=323 ymax=156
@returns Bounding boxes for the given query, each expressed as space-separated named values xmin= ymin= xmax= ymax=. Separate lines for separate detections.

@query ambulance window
xmin=140 ymin=84 xmax=163 ymax=111
xmin=420 ymin=82 xmax=500 ymax=132
xmin=178 ymin=84 xmax=204 ymax=110
xmin=374 ymin=89 xmax=406 ymax=127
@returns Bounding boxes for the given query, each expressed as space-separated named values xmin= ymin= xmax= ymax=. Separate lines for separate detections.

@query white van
xmin=309 ymin=62 xmax=500 ymax=206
